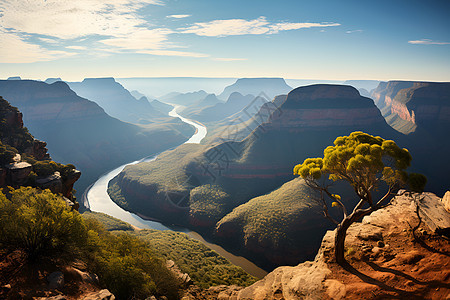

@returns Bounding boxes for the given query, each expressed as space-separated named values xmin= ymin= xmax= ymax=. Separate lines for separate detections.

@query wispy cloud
xmin=167 ymin=14 xmax=191 ymax=19
xmin=408 ymin=39 xmax=450 ymax=45
xmin=137 ymin=50 xmax=209 ymax=58
xmin=66 ymin=46 xmax=87 ymax=50
xmin=180 ymin=16 xmax=340 ymax=37
xmin=346 ymin=30 xmax=363 ymax=34
xmin=0 ymin=29 xmax=74 ymax=63
xmin=101 ymin=28 xmax=174 ymax=50
xmin=212 ymin=57 xmax=247 ymax=61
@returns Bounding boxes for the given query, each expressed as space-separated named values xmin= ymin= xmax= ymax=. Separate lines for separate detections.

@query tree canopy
xmin=293 ymin=131 xmax=425 ymax=264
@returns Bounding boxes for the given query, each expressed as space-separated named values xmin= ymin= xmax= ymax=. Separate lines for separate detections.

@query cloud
xmin=101 ymin=28 xmax=174 ymax=50
xmin=346 ymin=30 xmax=363 ymax=34
xmin=269 ymin=22 xmax=340 ymax=34
xmin=38 ymin=37 xmax=60 ymax=44
xmin=408 ymin=39 xmax=450 ymax=45
xmin=180 ymin=16 xmax=340 ymax=37
xmin=137 ymin=50 xmax=209 ymax=57
xmin=0 ymin=30 xmax=73 ymax=63
xmin=167 ymin=14 xmax=191 ymax=19
xmin=180 ymin=17 xmax=269 ymax=37
xmin=66 ymin=45 xmax=87 ymax=50
xmin=0 ymin=0 xmax=172 ymax=61
xmin=212 ymin=58 xmax=247 ymax=61
xmin=0 ymin=0 xmax=164 ymax=39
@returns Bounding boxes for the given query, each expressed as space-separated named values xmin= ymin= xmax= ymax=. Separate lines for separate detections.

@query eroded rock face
xmin=371 ymin=81 xmax=450 ymax=134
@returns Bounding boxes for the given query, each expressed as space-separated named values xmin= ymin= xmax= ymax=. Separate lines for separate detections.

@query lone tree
xmin=293 ymin=131 xmax=426 ymax=265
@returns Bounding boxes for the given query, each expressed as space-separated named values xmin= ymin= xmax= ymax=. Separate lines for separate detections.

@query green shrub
xmin=0 ymin=187 xmax=87 ymax=259
xmin=84 ymin=220 xmax=181 ymax=300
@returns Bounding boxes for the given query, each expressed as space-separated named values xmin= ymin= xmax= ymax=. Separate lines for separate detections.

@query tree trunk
xmin=334 ymin=216 xmax=353 ymax=265
xmin=334 ymin=208 xmax=375 ymax=265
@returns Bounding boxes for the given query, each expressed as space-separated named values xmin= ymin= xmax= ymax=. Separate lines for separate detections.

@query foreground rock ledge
xmin=196 ymin=191 xmax=450 ymax=300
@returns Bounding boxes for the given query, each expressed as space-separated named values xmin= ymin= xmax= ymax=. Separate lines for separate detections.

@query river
xmin=85 ymin=105 xmax=268 ymax=278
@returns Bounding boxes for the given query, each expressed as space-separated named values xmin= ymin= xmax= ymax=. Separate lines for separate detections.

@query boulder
xmin=36 ymin=171 xmax=63 ymax=194
xmin=82 ymin=289 xmax=115 ymax=300
xmin=5 ymin=162 xmax=32 ymax=186
xmin=415 ymin=192 xmax=450 ymax=237
xmin=442 ymin=191 xmax=450 ymax=213
xmin=47 ymin=271 xmax=64 ymax=290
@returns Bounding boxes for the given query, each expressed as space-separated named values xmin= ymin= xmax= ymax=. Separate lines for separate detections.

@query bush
xmin=83 ymin=219 xmax=181 ymax=300
xmin=0 ymin=142 xmax=17 ymax=165
xmin=0 ymin=187 xmax=87 ymax=259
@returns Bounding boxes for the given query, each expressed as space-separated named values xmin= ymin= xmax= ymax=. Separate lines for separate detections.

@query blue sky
xmin=0 ymin=0 xmax=449 ymax=81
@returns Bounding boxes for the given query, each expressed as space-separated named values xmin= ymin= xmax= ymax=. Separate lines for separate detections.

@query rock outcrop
xmin=211 ymin=191 xmax=450 ymax=299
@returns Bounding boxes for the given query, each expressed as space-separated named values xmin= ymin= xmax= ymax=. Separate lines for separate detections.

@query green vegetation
xmin=131 ymin=229 xmax=257 ymax=289
xmin=217 ymin=179 xmax=318 ymax=249
xmin=0 ymin=187 xmax=181 ymax=300
xmin=83 ymin=211 xmax=257 ymax=289
xmin=189 ymin=184 xmax=231 ymax=225
xmin=84 ymin=220 xmax=180 ymax=300
xmin=0 ymin=187 xmax=86 ymax=259
xmin=30 ymin=159 xmax=76 ymax=179
xmin=82 ymin=211 xmax=134 ymax=231
xmin=0 ymin=142 xmax=17 ymax=165
xmin=293 ymin=131 xmax=425 ymax=265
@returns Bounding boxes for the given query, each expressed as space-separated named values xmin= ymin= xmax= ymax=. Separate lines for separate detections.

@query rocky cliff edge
xmin=186 ymin=191 xmax=450 ymax=299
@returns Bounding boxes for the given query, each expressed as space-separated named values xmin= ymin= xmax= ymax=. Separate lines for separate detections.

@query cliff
xmin=371 ymin=81 xmax=450 ymax=134
xmin=372 ymin=81 xmax=450 ymax=195
xmin=0 ymin=96 xmax=80 ymax=205
xmin=192 ymin=191 xmax=450 ymax=299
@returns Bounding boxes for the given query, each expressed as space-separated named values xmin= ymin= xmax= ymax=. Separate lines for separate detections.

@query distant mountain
xmin=343 ymin=80 xmax=381 ymax=93
xmin=180 ymin=94 xmax=222 ymax=117
xmin=202 ymin=94 xmax=286 ymax=144
xmin=109 ymin=84 xmax=405 ymax=269
xmin=150 ymin=99 xmax=173 ymax=114
xmin=219 ymin=78 xmax=292 ymax=100
xmin=0 ymin=80 xmax=194 ymax=205
xmin=68 ymin=78 xmax=167 ymax=124
xmin=130 ymin=90 xmax=147 ymax=100
xmin=185 ymin=92 xmax=261 ymax=123
xmin=117 ymin=77 xmax=237 ymax=97
xmin=45 ymin=78 xmax=62 ymax=84
xmin=159 ymin=90 xmax=209 ymax=106
xmin=7 ymin=76 xmax=21 ymax=80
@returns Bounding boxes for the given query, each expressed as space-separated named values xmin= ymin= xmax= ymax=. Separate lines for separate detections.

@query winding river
xmin=85 ymin=106 xmax=268 ymax=278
